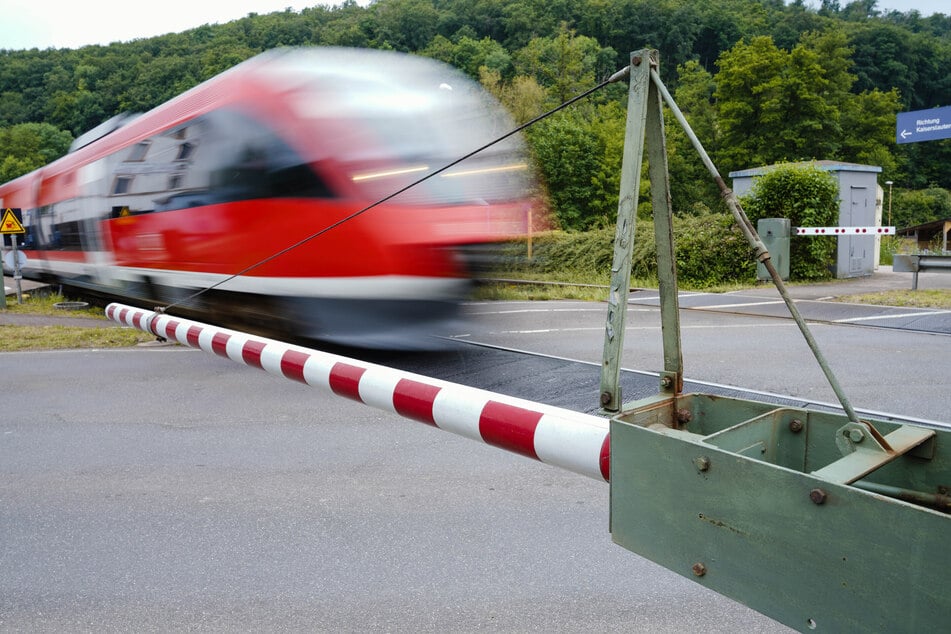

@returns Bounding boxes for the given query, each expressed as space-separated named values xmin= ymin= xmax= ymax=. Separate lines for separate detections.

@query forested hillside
xmin=1 ymin=0 xmax=949 ymax=230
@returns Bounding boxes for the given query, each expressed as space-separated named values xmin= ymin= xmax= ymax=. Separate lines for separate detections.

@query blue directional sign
xmin=896 ymin=105 xmax=951 ymax=144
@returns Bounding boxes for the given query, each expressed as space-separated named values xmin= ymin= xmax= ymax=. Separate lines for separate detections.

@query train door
xmin=78 ymin=159 xmax=118 ymax=288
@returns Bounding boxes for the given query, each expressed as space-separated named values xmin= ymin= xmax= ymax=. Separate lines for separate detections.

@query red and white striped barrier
xmin=795 ymin=226 xmax=894 ymax=235
xmin=107 ymin=303 xmax=611 ymax=482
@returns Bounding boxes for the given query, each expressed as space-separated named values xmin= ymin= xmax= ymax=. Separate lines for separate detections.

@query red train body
xmin=0 ymin=48 xmax=542 ymax=347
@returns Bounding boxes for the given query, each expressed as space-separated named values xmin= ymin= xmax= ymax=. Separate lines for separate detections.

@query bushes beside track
xmin=489 ymin=210 xmax=756 ymax=290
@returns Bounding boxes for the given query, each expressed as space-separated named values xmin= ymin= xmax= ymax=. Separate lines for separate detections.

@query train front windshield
xmin=274 ymin=49 xmax=535 ymax=206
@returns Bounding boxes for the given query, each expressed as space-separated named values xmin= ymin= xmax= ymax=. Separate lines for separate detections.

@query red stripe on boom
xmin=211 ymin=332 xmax=231 ymax=358
xmin=329 ymin=362 xmax=366 ymax=402
xmin=281 ymin=350 xmax=310 ymax=384
xmin=186 ymin=325 xmax=202 ymax=348
xmin=600 ymin=434 xmax=611 ymax=482
xmin=479 ymin=401 xmax=542 ymax=460
xmin=242 ymin=340 xmax=266 ymax=369
xmin=163 ymin=319 xmax=181 ymax=341
xmin=393 ymin=379 xmax=440 ymax=426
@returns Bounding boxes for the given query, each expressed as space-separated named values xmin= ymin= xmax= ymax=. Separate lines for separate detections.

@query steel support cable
xmin=159 ymin=69 xmax=631 ymax=315
xmin=648 ymin=67 xmax=862 ymax=425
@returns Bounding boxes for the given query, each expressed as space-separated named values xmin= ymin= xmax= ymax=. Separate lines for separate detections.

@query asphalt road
xmin=1 ymin=346 xmax=789 ymax=633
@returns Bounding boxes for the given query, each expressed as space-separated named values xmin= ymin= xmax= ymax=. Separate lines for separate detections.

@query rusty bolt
xmin=810 ymin=488 xmax=828 ymax=505
xmin=694 ymin=456 xmax=711 ymax=472
xmin=848 ymin=428 xmax=865 ymax=443
xmin=789 ymin=419 xmax=804 ymax=433
xmin=660 ymin=376 xmax=673 ymax=389
xmin=676 ymin=408 xmax=693 ymax=425
xmin=600 ymin=391 xmax=612 ymax=406
xmin=692 ymin=562 xmax=707 ymax=577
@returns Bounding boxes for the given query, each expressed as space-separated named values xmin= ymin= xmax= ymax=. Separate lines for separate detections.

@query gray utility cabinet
xmin=730 ymin=161 xmax=882 ymax=279
xmin=756 ymin=218 xmax=790 ymax=281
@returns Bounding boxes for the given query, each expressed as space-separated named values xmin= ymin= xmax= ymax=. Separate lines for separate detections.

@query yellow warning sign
xmin=1 ymin=208 xmax=25 ymax=234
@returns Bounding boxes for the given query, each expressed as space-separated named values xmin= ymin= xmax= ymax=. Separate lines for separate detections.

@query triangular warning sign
xmin=1 ymin=208 xmax=25 ymax=234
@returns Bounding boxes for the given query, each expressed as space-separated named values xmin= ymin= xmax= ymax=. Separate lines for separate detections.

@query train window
xmin=202 ymin=108 xmax=334 ymax=202
xmin=113 ymin=176 xmax=134 ymax=195
xmin=176 ymin=142 xmax=195 ymax=161
xmin=139 ymin=109 xmax=335 ymax=214
xmin=126 ymin=141 xmax=151 ymax=162
xmin=55 ymin=219 xmax=83 ymax=250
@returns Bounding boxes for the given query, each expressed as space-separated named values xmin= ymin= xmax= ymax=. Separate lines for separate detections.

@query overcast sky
xmin=0 ymin=0 xmax=946 ymax=51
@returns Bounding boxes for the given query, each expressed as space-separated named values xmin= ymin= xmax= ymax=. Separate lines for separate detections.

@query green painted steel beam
xmin=609 ymin=394 xmax=951 ymax=632
xmin=599 ymin=50 xmax=652 ymax=413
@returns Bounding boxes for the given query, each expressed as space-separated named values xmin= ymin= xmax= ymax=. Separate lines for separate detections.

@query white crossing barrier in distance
xmin=106 ymin=303 xmax=612 ymax=482
xmin=794 ymin=226 xmax=895 ymax=235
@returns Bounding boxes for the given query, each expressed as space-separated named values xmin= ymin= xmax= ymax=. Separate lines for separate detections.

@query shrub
xmin=492 ymin=210 xmax=757 ymax=289
xmin=740 ymin=163 xmax=840 ymax=281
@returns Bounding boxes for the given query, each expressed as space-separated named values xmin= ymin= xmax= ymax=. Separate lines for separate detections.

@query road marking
xmin=683 ymin=300 xmax=787 ymax=310
xmin=467 ymin=307 xmax=651 ymax=316
xmin=481 ymin=323 xmax=800 ymax=335
xmin=630 ymin=292 xmax=707 ymax=302
xmin=835 ymin=310 xmax=951 ymax=323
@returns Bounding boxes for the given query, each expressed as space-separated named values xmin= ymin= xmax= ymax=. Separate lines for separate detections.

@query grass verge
xmin=0 ymin=324 xmax=155 ymax=352
xmin=834 ymin=289 xmax=951 ymax=309
xmin=1 ymin=292 xmax=155 ymax=351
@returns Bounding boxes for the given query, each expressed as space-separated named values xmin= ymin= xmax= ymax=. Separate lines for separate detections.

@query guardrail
xmin=892 ymin=254 xmax=951 ymax=289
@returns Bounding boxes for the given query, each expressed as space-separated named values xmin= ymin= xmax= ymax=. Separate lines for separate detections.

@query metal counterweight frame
xmin=602 ymin=49 xmax=951 ymax=632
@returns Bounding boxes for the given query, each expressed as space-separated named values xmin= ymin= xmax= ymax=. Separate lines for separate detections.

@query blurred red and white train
xmin=0 ymin=47 xmax=542 ymax=347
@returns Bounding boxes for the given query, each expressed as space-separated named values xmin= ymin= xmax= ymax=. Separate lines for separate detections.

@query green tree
xmin=525 ymin=110 xmax=603 ymax=230
xmin=714 ymin=32 xmax=898 ymax=180
xmin=838 ymin=87 xmax=900 ymax=173
xmin=0 ymin=122 xmax=72 ymax=182
xmin=741 ymin=163 xmax=841 ymax=280
xmin=891 ymin=187 xmax=951 ymax=229
xmin=715 ymin=35 xmax=842 ymax=171
xmin=667 ymin=60 xmax=720 ymax=213
xmin=371 ymin=0 xmax=442 ymax=51
xmin=423 ymin=34 xmax=511 ymax=80
xmin=513 ymin=23 xmax=612 ymax=106
xmin=714 ymin=36 xmax=788 ymax=171
xmin=479 ymin=69 xmax=546 ymax=125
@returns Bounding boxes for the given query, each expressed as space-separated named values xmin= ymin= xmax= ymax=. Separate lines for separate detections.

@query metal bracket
xmin=813 ymin=421 xmax=936 ymax=484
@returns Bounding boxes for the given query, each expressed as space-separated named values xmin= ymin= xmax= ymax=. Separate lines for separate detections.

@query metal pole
xmin=1 ymin=240 xmax=7 ymax=309
xmin=885 ymin=181 xmax=893 ymax=227
xmin=11 ymin=235 xmax=22 ymax=304
xmin=649 ymin=69 xmax=862 ymax=425
xmin=599 ymin=50 xmax=652 ymax=413
xmin=644 ymin=53 xmax=683 ymax=395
